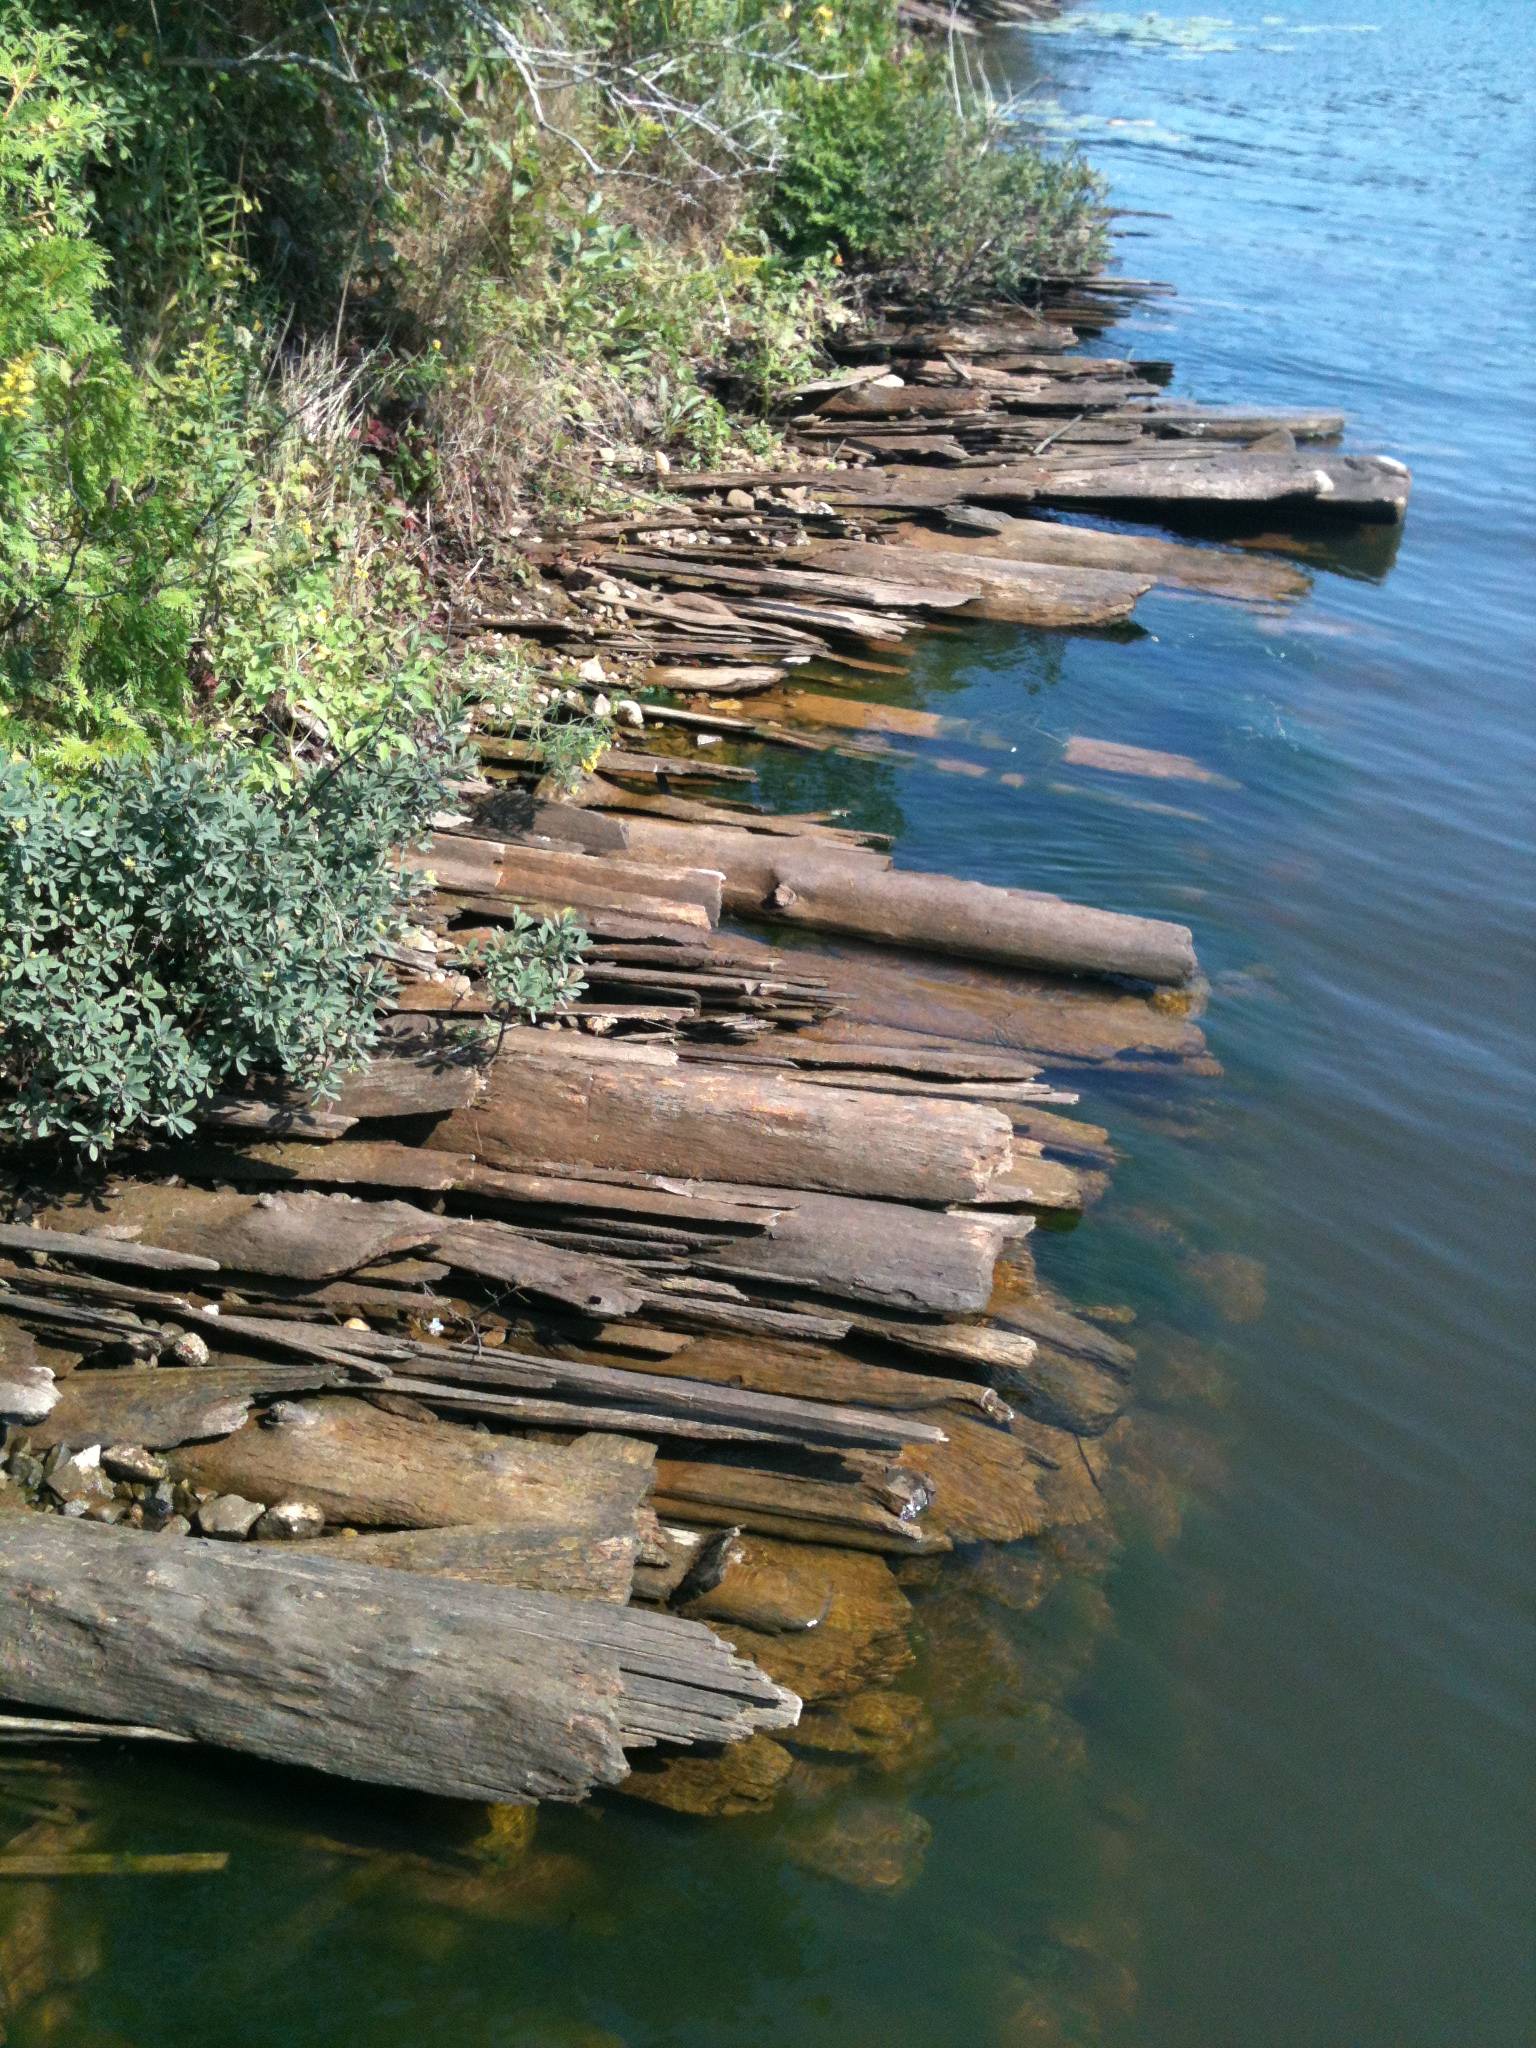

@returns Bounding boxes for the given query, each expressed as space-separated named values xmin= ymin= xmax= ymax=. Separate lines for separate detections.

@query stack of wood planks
xmin=0 ymin=277 xmax=1408 ymax=1816
xmin=463 ymin=281 xmax=1404 ymax=683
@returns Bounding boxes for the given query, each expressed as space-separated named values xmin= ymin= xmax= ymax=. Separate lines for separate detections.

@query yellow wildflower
xmin=0 ymin=353 xmax=38 ymax=421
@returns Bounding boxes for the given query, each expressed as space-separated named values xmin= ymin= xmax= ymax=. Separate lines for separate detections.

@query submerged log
xmin=607 ymin=816 xmax=1198 ymax=986
xmin=0 ymin=1517 xmax=796 ymax=1802
xmin=676 ymin=1535 xmax=915 ymax=1704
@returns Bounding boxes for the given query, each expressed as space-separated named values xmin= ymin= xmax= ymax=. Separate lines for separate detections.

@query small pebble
xmin=195 ymin=1494 xmax=266 ymax=1541
xmin=103 ymin=1443 xmax=167 ymax=1486
xmin=252 ymin=1499 xmax=325 ymax=1542
xmin=163 ymin=1329 xmax=211 ymax=1366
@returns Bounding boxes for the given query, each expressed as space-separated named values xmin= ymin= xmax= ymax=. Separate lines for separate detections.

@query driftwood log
xmin=0 ymin=1518 xmax=796 ymax=1802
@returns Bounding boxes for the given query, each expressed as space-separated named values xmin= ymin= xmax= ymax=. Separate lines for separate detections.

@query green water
xmin=7 ymin=4 xmax=1533 ymax=2042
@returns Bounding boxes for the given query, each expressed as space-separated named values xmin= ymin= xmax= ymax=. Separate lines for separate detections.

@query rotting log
xmin=23 ymin=1362 xmax=357 ymax=1452
xmin=414 ymin=832 xmax=726 ymax=924
xmin=619 ymin=1332 xmax=1011 ymax=1424
xmin=694 ymin=1186 xmax=1009 ymax=1316
xmin=292 ymin=1518 xmax=640 ymax=1604
xmin=789 ymin=539 xmax=1150 ymax=627
xmin=0 ymin=1517 xmax=796 ymax=1802
xmin=426 ymin=1044 xmax=1016 ymax=1204
xmin=650 ymin=1456 xmax=948 ymax=1555
xmin=889 ymin=515 xmax=1310 ymax=602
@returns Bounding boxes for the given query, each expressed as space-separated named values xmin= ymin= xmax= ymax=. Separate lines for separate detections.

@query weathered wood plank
xmin=427 ymin=1045 xmax=1015 ymax=1204
xmin=0 ymin=1517 xmax=797 ymax=1801
xmin=167 ymin=1397 xmax=650 ymax=1532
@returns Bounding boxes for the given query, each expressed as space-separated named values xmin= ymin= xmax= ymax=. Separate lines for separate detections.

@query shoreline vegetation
xmin=0 ymin=0 xmax=1410 ymax=1959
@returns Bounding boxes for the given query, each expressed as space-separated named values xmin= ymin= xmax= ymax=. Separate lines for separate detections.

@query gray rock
xmin=102 ymin=1443 xmax=168 ymax=1486
xmin=195 ymin=1494 xmax=265 ymax=1540
xmin=161 ymin=1329 xmax=211 ymax=1369
xmin=158 ymin=1514 xmax=193 ymax=1537
xmin=252 ymin=1499 xmax=325 ymax=1542
xmin=45 ymin=1450 xmax=112 ymax=1505
xmin=0 ymin=1363 xmax=58 ymax=1424
xmin=6 ymin=1452 xmax=44 ymax=1495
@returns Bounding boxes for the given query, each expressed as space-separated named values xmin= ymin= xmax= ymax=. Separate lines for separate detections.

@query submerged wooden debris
xmin=0 ymin=279 xmax=1409 ymax=1818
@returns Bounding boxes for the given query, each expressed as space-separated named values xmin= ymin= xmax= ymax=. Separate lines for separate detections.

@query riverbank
xmin=23 ymin=6 xmax=1533 ymax=2044
xmin=1 ymin=267 xmax=1409 ymax=1847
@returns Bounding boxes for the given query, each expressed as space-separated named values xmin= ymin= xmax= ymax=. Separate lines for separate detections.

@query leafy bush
xmin=764 ymin=22 xmax=1105 ymax=302
xmin=0 ymin=739 xmax=452 ymax=1157
xmin=460 ymin=911 xmax=590 ymax=1044
xmin=0 ymin=22 xmax=249 ymax=759
xmin=0 ymin=23 xmax=442 ymax=767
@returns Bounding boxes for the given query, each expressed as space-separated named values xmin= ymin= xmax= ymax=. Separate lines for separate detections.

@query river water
xmin=10 ymin=4 xmax=1533 ymax=2043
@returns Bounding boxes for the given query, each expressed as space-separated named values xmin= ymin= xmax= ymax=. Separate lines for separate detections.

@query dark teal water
xmin=9 ymin=5 xmax=1533 ymax=2043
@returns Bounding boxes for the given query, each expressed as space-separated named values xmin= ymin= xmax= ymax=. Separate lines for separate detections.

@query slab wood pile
xmin=0 ymin=275 xmax=1405 ymax=1813
xmin=461 ymin=278 xmax=1404 ymax=688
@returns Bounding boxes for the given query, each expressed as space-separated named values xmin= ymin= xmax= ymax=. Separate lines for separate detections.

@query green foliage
xmin=459 ymin=910 xmax=589 ymax=1036
xmin=764 ymin=19 xmax=1105 ymax=301
xmin=461 ymin=652 xmax=615 ymax=791
xmin=0 ymin=21 xmax=449 ymax=767
xmin=0 ymin=738 xmax=459 ymax=1157
xmin=0 ymin=22 xmax=250 ymax=758
xmin=20 ymin=0 xmax=473 ymax=335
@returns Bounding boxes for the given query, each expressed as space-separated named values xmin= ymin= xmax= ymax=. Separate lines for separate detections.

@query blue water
xmin=7 ymin=5 xmax=1532 ymax=2042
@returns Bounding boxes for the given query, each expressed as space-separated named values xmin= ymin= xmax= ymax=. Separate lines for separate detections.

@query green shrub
xmin=460 ymin=911 xmax=589 ymax=1045
xmin=0 ymin=739 xmax=453 ymax=1157
xmin=764 ymin=23 xmax=1105 ymax=302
